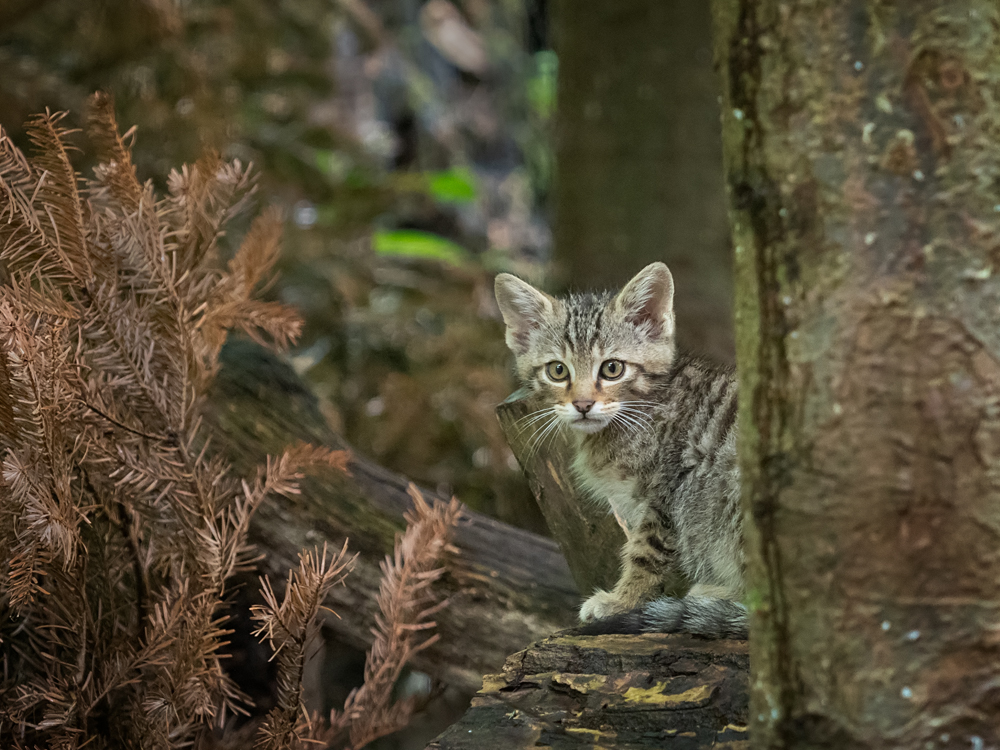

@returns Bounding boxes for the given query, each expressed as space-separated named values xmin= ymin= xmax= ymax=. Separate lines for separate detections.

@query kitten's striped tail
xmin=580 ymin=596 xmax=748 ymax=640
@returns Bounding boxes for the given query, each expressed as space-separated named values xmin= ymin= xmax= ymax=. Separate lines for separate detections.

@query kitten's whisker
xmin=613 ymin=409 xmax=652 ymax=440
xmin=538 ymin=415 xmax=565 ymax=450
xmin=618 ymin=399 xmax=659 ymax=408
xmin=513 ymin=406 xmax=553 ymax=425
xmin=513 ymin=407 xmax=556 ymax=433
xmin=615 ymin=407 xmax=653 ymax=430
xmin=514 ymin=407 xmax=555 ymax=437
xmin=532 ymin=427 xmax=558 ymax=459
xmin=617 ymin=400 xmax=660 ymax=412
xmin=614 ymin=414 xmax=644 ymax=439
xmin=610 ymin=410 xmax=639 ymax=435
xmin=524 ymin=414 xmax=561 ymax=460
xmin=616 ymin=406 xmax=657 ymax=427
xmin=617 ymin=404 xmax=654 ymax=420
xmin=538 ymin=414 xmax=567 ymax=453
xmin=611 ymin=417 xmax=638 ymax=440
xmin=524 ymin=428 xmax=551 ymax=458
xmin=514 ymin=412 xmax=556 ymax=437
xmin=618 ymin=416 xmax=653 ymax=435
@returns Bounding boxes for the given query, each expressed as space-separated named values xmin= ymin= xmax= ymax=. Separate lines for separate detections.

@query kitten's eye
xmin=600 ymin=359 xmax=625 ymax=380
xmin=545 ymin=361 xmax=569 ymax=382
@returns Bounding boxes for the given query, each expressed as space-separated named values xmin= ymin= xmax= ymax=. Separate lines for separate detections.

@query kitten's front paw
xmin=579 ymin=589 xmax=627 ymax=622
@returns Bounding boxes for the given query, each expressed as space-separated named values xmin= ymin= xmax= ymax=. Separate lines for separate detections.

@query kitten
xmin=494 ymin=262 xmax=746 ymax=639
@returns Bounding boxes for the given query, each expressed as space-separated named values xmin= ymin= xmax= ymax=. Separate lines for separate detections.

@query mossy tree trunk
xmin=552 ymin=0 xmax=733 ymax=362
xmin=712 ymin=1 xmax=1000 ymax=747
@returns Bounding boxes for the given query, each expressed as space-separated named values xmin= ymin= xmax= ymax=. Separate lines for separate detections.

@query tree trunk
xmin=712 ymin=1 xmax=1000 ymax=746
xmin=209 ymin=341 xmax=579 ymax=692
xmin=496 ymin=392 xmax=625 ymax=597
xmin=552 ymin=0 xmax=733 ymax=362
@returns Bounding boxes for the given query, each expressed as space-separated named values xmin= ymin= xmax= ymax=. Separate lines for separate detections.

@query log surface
xmin=208 ymin=341 xmax=580 ymax=691
xmin=426 ymin=632 xmax=749 ymax=749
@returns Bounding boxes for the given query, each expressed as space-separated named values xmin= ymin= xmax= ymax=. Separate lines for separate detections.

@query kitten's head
xmin=495 ymin=263 xmax=675 ymax=434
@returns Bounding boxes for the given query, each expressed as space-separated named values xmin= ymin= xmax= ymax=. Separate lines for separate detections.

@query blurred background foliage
xmin=0 ymin=0 xmax=729 ymax=536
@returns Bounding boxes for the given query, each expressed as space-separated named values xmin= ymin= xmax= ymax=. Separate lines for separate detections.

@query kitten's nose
xmin=573 ymin=399 xmax=595 ymax=415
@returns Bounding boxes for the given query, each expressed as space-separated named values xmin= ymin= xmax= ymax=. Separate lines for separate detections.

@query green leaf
xmin=372 ymin=229 xmax=467 ymax=265
xmin=426 ymin=167 xmax=478 ymax=204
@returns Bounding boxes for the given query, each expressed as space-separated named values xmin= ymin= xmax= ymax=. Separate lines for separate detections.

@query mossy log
xmin=426 ymin=632 xmax=749 ymax=749
xmin=207 ymin=341 xmax=579 ymax=692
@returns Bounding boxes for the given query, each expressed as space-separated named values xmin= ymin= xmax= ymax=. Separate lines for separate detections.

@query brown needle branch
xmin=251 ymin=542 xmax=356 ymax=750
xmin=342 ymin=485 xmax=462 ymax=750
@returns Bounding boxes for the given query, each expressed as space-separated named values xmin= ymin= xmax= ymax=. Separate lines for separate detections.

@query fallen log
xmin=207 ymin=340 xmax=580 ymax=692
xmin=426 ymin=631 xmax=749 ymax=749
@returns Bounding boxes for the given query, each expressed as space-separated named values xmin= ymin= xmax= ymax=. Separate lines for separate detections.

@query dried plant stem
xmin=0 ymin=99 xmax=347 ymax=749
xmin=251 ymin=542 xmax=356 ymax=750
xmin=342 ymin=485 xmax=461 ymax=750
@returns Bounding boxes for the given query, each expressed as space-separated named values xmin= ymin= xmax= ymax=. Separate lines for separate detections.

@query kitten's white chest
xmin=571 ymin=451 xmax=644 ymax=533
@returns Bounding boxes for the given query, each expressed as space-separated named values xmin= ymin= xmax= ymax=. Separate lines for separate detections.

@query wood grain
xmin=496 ymin=392 xmax=625 ymax=597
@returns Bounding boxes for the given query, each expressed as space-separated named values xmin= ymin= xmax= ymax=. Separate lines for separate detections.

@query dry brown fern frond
xmin=87 ymin=91 xmax=144 ymax=212
xmin=341 ymin=485 xmax=461 ymax=750
xmin=0 ymin=300 xmax=84 ymax=612
xmin=0 ymin=99 xmax=327 ymax=749
xmin=197 ymin=208 xmax=302 ymax=373
xmin=250 ymin=542 xmax=355 ymax=750
xmin=19 ymin=111 xmax=93 ymax=285
xmin=208 ymin=445 xmax=352 ymax=590
xmin=0 ymin=118 xmax=81 ymax=295
xmin=162 ymin=151 xmax=256 ymax=300
xmin=246 ymin=484 xmax=460 ymax=750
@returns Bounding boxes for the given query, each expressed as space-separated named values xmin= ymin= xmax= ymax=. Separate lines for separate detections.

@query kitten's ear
xmin=615 ymin=262 xmax=675 ymax=338
xmin=495 ymin=273 xmax=555 ymax=354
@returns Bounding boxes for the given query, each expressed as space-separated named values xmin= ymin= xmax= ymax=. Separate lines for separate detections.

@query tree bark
xmin=712 ymin=1 xmax=1000 ymax=746
xmin=426 ymin=631 xmax=749 ymax=749
xmin=552 ymin=0 xmax=733 ymax=362
xmin=208 ymin=341 xmax=579 ymax=692
xmin=496 ymin=392 xmax=625 ymax=598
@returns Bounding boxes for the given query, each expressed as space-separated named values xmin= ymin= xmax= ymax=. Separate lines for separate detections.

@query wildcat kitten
xmin=494 ymin=262 xmax=746 ymax=639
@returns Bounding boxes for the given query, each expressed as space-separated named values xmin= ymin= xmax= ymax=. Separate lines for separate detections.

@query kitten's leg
xmin=579 ymin=511 xmax=677 ymax=621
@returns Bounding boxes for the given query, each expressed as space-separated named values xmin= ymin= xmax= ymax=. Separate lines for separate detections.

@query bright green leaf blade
xmin=426 ymin=167 xmax=478 ymax=204
xmin=372 ymin=229 xmax=468 ymax=265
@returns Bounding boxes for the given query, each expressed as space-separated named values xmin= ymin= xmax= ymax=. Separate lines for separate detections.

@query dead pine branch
xmin=251 ymin=542 xmax=356 ymax=750
xmin=246 ymin=485 xmax=461 ymax=750
xmin=0 ymin=97 xmax=348 ymax=749
xmin=342 ymin=485 xmax=462 ymax=750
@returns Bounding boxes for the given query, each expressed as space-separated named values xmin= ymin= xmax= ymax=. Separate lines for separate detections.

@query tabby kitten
xmin=494 ymin=263 xmax=746 ymax=639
